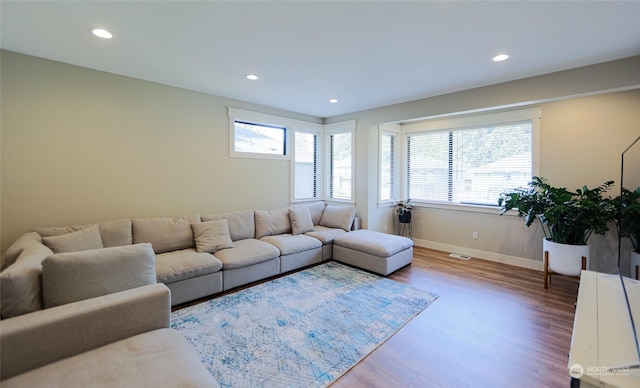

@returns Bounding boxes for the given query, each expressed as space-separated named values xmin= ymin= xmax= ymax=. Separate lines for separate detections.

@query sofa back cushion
xmin=319 ymin=205 xmax=357 ymax=231
xmin=298 ymin=201 xmax=326 ymax=225
xmin=132 ymin=215 xmax=199 ymax=254
xmin=41 ymin=225 xmax=104 ymax=254
xmin=35 ymin=219 xmax=133 ymax=248
xmin=201 ymin=210 xmax=255 ymax=241
xmin=254 ymin=207 xmax=292 ymax=239
xmin=41 ymin=243 xmax=157 ymax=308
xmin=0 ymin=244 xmax=53 ymax=318
xmin=2 ymin=232 xmax=43 ymax=271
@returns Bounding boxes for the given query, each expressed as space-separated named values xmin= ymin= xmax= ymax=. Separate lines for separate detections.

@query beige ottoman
xmin=333 ymin=230 xmax=413 ymax=275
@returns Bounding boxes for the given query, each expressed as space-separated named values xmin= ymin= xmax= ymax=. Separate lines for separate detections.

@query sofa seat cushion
xmin=41 ymin=243 xmax=157 ymax=308
xmin=1 ymin=329 xmax=220 ymax=388
xmin=260 ymin=234 xmax=322 ymax=256
xmin=304 ymin=225 xmax=348 ymax=244
xmin=333 ymin=229 xmax=414 ymax=258
xmin=213 ymin=239 xmax=280 ymax=270
xmin=155 ymin=249 xmax=222 ymax=284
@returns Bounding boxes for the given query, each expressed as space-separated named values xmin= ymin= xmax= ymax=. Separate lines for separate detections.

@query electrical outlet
xmin=472 ymin=231 xmax=478 ymax=240
xmin=384 ymin=224 xmax=388 ymax=231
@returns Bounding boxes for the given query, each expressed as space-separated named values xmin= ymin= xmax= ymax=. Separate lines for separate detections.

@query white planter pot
xmin=543 ymin=238 xmax=590 ymax=277
xmin=631 ymin=251 xmax=640 ymax=280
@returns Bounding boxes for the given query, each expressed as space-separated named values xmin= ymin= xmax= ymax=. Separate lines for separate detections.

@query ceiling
xmin=2 ymin=1 xmax=640 ymax=118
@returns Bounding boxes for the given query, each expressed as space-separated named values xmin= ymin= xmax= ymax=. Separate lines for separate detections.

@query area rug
xmin=171 ymin=261 xmax=438 ymax=388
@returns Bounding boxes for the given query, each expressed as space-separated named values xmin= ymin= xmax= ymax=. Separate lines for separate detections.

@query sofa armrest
xmin=1 ymin=283 xmax=170 ymax=381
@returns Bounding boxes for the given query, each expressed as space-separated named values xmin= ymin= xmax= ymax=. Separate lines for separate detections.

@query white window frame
xmin=400 ymin=108 xmax=541 ymax=213
xmin=324 ymin=120 xmax=356 ymax=202
xmin=291 ymin=128 xmax=323 ymax=202
xmin=378 ymin=123 xmax=400 ymax=206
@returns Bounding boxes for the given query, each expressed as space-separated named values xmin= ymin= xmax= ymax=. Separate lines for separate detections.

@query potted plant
xmin=612 ymin=187 xmax=640 ymax=279
xmin=498 ymin=176 xmax=615 ymax=287
xmin=396 ymin=199 xmax=412 ymax=224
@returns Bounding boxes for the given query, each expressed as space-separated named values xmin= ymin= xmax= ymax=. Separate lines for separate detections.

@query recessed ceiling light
xmin=492 ymin=54 xmax=509 ymax=62
xmin=92 ymin=28 xmax=112 ymax=39
xmin=329 ymin=99 xmax=338 ymax=103
xmin=246 ymin=74 xmax=259 ymax=80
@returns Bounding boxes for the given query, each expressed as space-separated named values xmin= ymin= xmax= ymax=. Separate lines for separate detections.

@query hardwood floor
xmin=331 ymin=246 xmax=579 ymax=388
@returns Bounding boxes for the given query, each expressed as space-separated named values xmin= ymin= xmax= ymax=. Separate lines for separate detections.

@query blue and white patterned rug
xmin=171 ymin=261 xmax=438 ymax=388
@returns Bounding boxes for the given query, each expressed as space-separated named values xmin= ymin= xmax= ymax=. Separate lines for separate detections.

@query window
xmin=403 ymin=109 xmax=540 ymax=207
xmin=325 ymin=120 xmax=356 ymax=201
xmin=329 ymin=132 xmax=352 ymax=200
xmin=293 ymin=131 xmax=319 ymax=200
xmin=233 ymin=121 xmax=286 ymax=156
xmin=380 ymin=131 xmax=397 ymax=202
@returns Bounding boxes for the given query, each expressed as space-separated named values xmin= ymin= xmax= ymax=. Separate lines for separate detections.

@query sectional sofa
xmin=0 ymin=201 xmax=357 ymax=319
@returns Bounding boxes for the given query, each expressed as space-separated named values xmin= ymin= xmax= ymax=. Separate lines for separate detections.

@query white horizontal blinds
xmin=380 ymin=133 xmax=396 ymax=201
xmin=407 ymin=121 xmax=532 ymax=206
xmin=329 ymin=132 xmax=352 ymax=200
xmin=294 ymin=131 xmax=318 ymax=199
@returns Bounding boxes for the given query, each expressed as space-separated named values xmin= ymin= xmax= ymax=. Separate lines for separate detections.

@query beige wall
xmin=2 ymin=50 xmax=640 ymax=274
xmin=0 ymin=50 xmax=320 ymax=254
xmin=329 ymin=56 xmax=640 ymax=274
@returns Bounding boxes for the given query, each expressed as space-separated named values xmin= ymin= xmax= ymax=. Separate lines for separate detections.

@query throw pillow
xmin=41 ymin=225 xmax=104 ymax=254
xmin=289 ymin=207 xmax=314 ymax=235
xmin=319 ymin=205 xmax=357 ymax=231
xmin=41 ymin=243 xmax=157 ymax=308
xmin=191 ymin=220 xmax=234 ymax=253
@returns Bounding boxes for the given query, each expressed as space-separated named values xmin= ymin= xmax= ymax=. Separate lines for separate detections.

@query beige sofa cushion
xmin=191 ymin=220 xmax=234 ymax=253
xmin=213 ymin=239 xmax=280 ymax=270
xmin=41 ymin=243 xmax=157 ymax=308
xmin=289 ymin=207 xmax=315 ymax=235
xmin=35 ymin=219 xmax=133 ymax=248
xmin=254 ymin=207 xmax=291 ymax=239
xmin=2 ymin=232 xmax=42 ymax=271
xmin=0 ymin=244 xmax=53 ymax=318
xmin=299 ymin=201 xmax=326 ymax=225
xmin=1 ymin=329 xmax=220 ymax=388
xmin=319 ymin=205 xmax=356 ymax=231
xmin=41 ymin=225 xmax=104 ymax=254
xmin=260 ymin=234 xmax=322 ymax=256
xmin=305 ymin=225 xmax=349 ymax=244
xmin=132 ymin=215 xmax=199 ymax=254
xmin=201 ymin=210 xmax=255 ymax=241
xmin=155 ymin=249 xmax=223 ymax=284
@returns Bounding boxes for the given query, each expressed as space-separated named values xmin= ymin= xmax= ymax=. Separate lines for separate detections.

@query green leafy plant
xmin=612 ymin=187 xmax=640 ymax=253
xmin=498 ymin=176 xmax=615 ymax=245
xmin=396 ymin=199 xmax=412 ymax=215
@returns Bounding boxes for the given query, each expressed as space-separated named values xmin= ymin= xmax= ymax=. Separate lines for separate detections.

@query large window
xmin=402 ymin=109 xmax=540 ymax=207
xmin=294 ymin=131 xmax=319 ymax=200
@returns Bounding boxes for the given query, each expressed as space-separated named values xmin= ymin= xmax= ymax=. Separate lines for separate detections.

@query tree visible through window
xmin=407 ymin=122 xmax=532 ymax=206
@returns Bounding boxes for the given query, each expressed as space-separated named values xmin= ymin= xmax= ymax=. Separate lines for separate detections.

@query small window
xmin=233 ymin=121 xmax=286 ymax=156
xmin=380 ymin=132 xmax=397 ymax=202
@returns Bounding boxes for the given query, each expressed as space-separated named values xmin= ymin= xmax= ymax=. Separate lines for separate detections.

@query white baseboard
xmin=412 ymin=238 xmax=543 ymax=272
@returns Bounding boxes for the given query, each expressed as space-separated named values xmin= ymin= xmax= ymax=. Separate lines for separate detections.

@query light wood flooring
xmin=331 ymin=246 xmax=579 ymax=388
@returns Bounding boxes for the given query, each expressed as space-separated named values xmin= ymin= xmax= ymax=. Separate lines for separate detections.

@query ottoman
xmin=333 ymin=230 xmax=414 ymax=275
